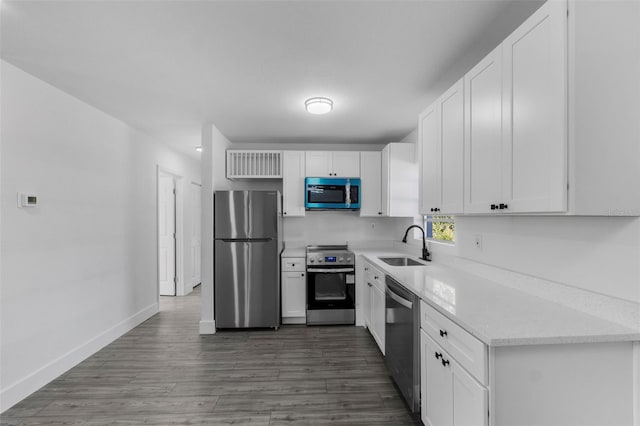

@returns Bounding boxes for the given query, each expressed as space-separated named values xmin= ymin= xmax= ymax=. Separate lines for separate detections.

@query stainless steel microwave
xmin=305 ymin=177 xmax=361 ymax=210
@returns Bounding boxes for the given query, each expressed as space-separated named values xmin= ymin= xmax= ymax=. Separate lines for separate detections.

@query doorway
xmin=158 ymin=171 xmax=177 ymax=296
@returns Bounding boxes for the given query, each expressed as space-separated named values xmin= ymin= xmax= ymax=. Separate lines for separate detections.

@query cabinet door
xmin=282 ymin=271 xmax=306 ymax=318
xmin=360 ymin=151 xmax=383 ymax=217
xmin=502 ymin=0 xmax=567 ymax=213
xmin=331 ymin=151 xmax=360 ymax=177
xmin=370 ymin=284 xmax=385 ymax=354
xmin=362 ymin=271 xmax=372 ymax=328
xmin=439 ymin=80 xmax=465 ymax=215
xmin=423 ymin=331 xmax=453 ymax=426
xmin=282 ymin=151 xmax=306 ymax=217
xmin=305 ymin=151 xmax=332 ymax=177
xmin=419 ymin=103 xmax=439 ymax=215
xmin=464 ymin=46 xmax=504 ymax=214
xmin=452 ymin=360 xmax=488 ymax=426
xmin=381 ymin=146 xmax=390 ymax=215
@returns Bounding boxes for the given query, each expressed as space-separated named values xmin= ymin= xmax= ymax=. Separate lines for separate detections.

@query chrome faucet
xmin=402 ymin=225 xmax=431 ymax=262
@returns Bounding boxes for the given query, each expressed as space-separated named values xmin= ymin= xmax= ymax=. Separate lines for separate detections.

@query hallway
xmin=2 ymin=287 xmax=417 ymax=425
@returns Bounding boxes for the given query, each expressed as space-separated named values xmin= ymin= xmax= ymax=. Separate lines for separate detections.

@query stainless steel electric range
xmin=305 ymin=245 xmax=355 ymax=325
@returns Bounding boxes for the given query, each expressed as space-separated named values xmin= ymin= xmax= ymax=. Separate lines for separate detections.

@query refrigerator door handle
xmin=219 ymin=238 xmax=272 ymax=243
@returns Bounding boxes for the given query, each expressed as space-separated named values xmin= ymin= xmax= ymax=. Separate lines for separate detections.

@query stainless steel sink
xmin=378 ymin=257 xmax=427 ymax=267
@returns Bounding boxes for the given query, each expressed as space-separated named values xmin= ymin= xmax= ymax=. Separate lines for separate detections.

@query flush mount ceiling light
xmin=305 ymin=97 xmax=333 ymax=115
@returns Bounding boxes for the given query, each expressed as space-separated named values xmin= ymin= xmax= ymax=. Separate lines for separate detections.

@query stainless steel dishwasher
xmin=385 ymin=275 xmax=421 ymax=413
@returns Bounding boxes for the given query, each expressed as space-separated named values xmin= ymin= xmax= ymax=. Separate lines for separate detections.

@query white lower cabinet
xmin=421 ymin=332 xmax=487 ymax=426
xmin=281 ymin=257 xmax=306 ymax=324
xmin=362 ymin=260 xmax=385 ymax=354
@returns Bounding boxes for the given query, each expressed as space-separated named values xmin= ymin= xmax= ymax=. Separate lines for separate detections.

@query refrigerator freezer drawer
xmin=214 ymin=239 xmax=279 ymax=328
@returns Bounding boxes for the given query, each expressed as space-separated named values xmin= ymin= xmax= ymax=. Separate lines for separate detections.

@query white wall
xmin=0 ymin=61 xmax=201 ymax=411
xmin=444 ymin=217 xmax=640 ymax=304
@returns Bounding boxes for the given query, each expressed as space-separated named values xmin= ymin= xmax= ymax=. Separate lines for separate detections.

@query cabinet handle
xmin=284 ymin=212 xmax=287 ymax=215
xmin=500 ymin=203 xmax=508 ymax=210
xmin=364 ymin=267 xmax=369 ymax=271
xmin=368 ymin=283 xmax=373 ymax=287
xmin=490 ymin=204 xmax=497 ymax=210
xmin=301 ymin=273 xmax=304 ymax=277
xmin=434 ymin=352 xmax=442 ymax=360
xmin=430 ymin=208 xmax=434 ymax=212
xmin=441 ymin=358 xmax=450 ymax=367
xmin=378 ymin=212 xmax=382 ymax=215
xmin=439 ymin=329 xmax=448 ymax=337
xmin=374 ymin=276 xmax=379 ymax=280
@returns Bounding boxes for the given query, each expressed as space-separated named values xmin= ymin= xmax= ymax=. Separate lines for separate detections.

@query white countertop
xmin=354 ymin=248 xmax=640 ymax=347
xmin=281 ymin=247 xmax=306 ymax=258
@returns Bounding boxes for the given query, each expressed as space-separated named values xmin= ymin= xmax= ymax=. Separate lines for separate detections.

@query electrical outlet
xmin=474 ymin=234 xmax=483 ymax=251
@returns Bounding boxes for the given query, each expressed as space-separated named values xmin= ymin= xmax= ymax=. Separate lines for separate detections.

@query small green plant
xmin=431 ymin=216 xmax=455 ymax=241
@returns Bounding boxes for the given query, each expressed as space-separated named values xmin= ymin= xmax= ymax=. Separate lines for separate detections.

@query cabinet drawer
xmin=421 ymin=301 xmax=487 ymax=384
xmin=281 ymin=257 xmax=305 ymax=272
xmin=364 ymin=262 xmax=384 ymax=290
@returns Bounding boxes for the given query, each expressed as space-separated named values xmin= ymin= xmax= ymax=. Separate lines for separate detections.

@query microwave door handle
xmin=345 ymin=182 xmax=351 ymax=207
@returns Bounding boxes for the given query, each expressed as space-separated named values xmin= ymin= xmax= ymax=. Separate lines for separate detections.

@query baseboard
xmin=0 ymin=303 xmax=159 ymax=413
xmin=199 ymin=320 xmax=216 ymax=334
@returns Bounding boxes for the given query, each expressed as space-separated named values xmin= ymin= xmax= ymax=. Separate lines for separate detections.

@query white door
xmin=420 ymin=103 xmax=439 ymax=215
xmin=439 ymin=80 xmax=465 ymax=215
xmin=158 ymin=174 xmax=176 ymax=296
xmin=190 ymin=182 xmax=202 ymax=288
xmin=281 ymin=271 xmax=306 ymax=317
xmin=331 ymin=151 xmax=360 ymax=177
xmin=464 ymin=46 xmax=504 ymax=214
xmin=305 ymin=151 xmax=332 ymax=176
xmin=502 ymin=0 xmax=567 ymax=213
xmin=359 ymin=151 xmax=382 ymax=217
xmin=452 ymin=360 xmax=488 ymax=426
xmin=282 ymin=151 xmax=306 ymax=217
xmin=423 ymin=332 xmax=454 ymax=426
xmin=370 ymin=283 xmax=385 ymax=354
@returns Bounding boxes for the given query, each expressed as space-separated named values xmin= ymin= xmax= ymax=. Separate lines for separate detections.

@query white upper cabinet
xmin=360 ymin=151 xmax=383 ymax=217
xmin=502 ymin=0 xmax=567 ymax=213
xmin=305 ymin=151 xmax=360 ymax=177
xmin=464 ymin=0 xmax=567 ymax=214
xmin=383 ymin=143 xmax=419 ymax=217
xmin=420 ymin=79 xmax=464 ymax=215
xmin=463 ymin=46 xmax=505 ymax=214
xmin=282 ymin=151 xmax=306 ymax=217
xmin=361 ymin=145 xmax=417 ymax=218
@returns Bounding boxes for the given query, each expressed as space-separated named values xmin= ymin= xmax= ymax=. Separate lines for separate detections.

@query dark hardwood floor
xmin=1 ymin=287 xmax=419 ymax=425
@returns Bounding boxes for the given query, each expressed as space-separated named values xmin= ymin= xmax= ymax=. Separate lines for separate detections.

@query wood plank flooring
xmin=1 ymin=287 xmax=420 ymax=425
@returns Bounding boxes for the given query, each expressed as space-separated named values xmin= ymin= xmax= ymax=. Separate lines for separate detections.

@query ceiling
xmin=1 ymin=0 xmax=544 ymax=159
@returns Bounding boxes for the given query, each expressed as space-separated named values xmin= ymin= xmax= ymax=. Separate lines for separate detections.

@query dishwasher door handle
xmin=385 ymin=287 xmax=413 ymax=309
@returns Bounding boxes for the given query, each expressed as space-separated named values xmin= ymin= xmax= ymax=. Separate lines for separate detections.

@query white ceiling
xmin=1 ymin=0 xmax=543 ymax=159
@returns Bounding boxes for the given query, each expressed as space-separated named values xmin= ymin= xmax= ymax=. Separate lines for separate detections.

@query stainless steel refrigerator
xmin=214 ymin=190 xmax=282 ymax=329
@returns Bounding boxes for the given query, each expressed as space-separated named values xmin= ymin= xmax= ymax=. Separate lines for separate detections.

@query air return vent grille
xmin=226 ymin=150 xmax=283 ymax=179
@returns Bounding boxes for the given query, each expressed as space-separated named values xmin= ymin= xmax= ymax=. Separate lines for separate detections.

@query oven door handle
xmin=307 ymin=268 xmax=355 ymax=273
xmin=385 ymin=287 xmax=413 ymax=309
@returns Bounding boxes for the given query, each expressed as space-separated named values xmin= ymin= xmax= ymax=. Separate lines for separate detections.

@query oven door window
xmin=307 ymin=271 xmax=355 ymax=309
xmin=314 ymin=273 xmax=347 ymax=301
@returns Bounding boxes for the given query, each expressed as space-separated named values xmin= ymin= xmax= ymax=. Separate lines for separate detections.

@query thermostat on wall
xmin=18 ymin=193 xmax=38 ymax=208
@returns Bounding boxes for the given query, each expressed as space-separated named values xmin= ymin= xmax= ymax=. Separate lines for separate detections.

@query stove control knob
xmin=309 ymin=258 xmax=315 ymax=263
xmin=346 ymin=257 xmax=352 ymax=263
xmin=318 ymin=258 xmax=323 ymax=263
xmin=339 ymin=257 xmax=344 ymax=262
